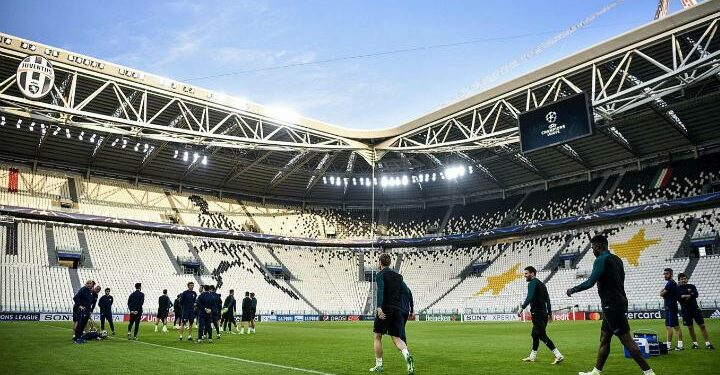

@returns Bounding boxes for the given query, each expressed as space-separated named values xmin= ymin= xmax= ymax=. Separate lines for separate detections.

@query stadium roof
xmin=0 ymin=1 xmax=719 ymax=206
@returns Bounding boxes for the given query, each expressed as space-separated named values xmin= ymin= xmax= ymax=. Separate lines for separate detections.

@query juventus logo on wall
xmin=16 ymin=55 xmax=55 ymax=100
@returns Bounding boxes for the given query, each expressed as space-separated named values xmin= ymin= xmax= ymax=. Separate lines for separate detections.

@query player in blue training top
xmin=370 ymin=253 xmax=414 ymax=375
xmin=179 ymin=281 xmax=197 ymax=341
xmin=661 ymin=268 xmax=684 ymax=350
xmin=677 ymin=273 xmax=714 ymax=350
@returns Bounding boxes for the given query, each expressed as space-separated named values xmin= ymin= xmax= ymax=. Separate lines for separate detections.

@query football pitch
xmin=0 ymin=320 xmax=718 ymax=375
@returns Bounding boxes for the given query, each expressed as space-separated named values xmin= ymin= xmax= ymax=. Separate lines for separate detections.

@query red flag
xmin=8 ymin=168 xmax=19 ymax=193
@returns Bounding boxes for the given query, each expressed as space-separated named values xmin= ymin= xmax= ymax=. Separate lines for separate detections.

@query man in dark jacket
xmin=196 ymin=285 xmax=215 ymax=343
xmin=155 ymin=289 xmax=172 ymax=333
xmin=240 ymin=291 xmax=252 ymax=334
xmin=90 ymin=285 xmax=101 ymax=313
xmin=173 ymin=294 xmax=182 ymax=329
xmin=210 ymin=286 xmax=222 ymax=338
xmin=98 ymin=288 xmax=115 ymax=335
xmin=249 ymin=292 xmax=257 ymax=334
xmin=127 ymin=283 xmax=145 ymax=340
xmin=72 ymin=280 xmax=95 ymax=343
xmin=222 ymin=289 xmax=237 ymax=333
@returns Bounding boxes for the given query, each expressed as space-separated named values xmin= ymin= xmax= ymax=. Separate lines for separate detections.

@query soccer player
xmin=72 ymin=280 xmax=95 ymax=343
xmin=90 ymin=285 xmax=101 ymax=312
xmin=249 ymin=292 xmax=257 ymax=334
xmin=179 ymin=282 xmax=197 ymax=341
xmin=370 ymin=253 xmax=414 ymax=375
xmin=399 ymin=280 xmax=413 ymax=344
xmin=239 ymin=291 xmax=252 ymax=334
xmin=155 ymin=289 xmax=172 ymax=333
xmin=661 ymin=268 xmax=684 ymax=350
xmin=566 ymin=235 xmax=655 ymax=375
xmin=678 ymin=273 xmax=714 ymax=349
xmin=173 ymin=294 xmax=182 ymax=329
xmin=518 ymin=266 xmax=564 ymax=364
xmin=197 ymin=285 xmax=215 ymax=343
xmin=210 ymin=285 xmax=221 ymax=338
xmin=222 ymin=289 xmax=237 ymax=333
xmin=98 ymin=287 xmax=115 ymax=336
xmin=127 ymin=282 xmax=144 ymax=340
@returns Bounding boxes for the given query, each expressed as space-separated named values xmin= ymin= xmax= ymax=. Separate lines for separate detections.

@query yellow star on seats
xmin=474 ymin=263 xmax=522 ymax=296
xmin=610 ymin=228 xmax=660 ymax=267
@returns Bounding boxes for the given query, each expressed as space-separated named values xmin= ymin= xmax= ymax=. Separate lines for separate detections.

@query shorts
xmin=212 ymin=312 xmax=219 ymax=321
xmin=531 ymin=313 xmax=548 ymax=337
xmin=601 ymin=308 xmax=630 ymax=336
xmin=681 ymin=308 xmax=704 ymax=327
xmin=157 ymin=310 xmax=168 ymax=320
xmin=241 ymin=311 xmax=253 ymax=322
xmin=665 ymin=308 xmax=679 ymax=327
xmin=373 ymin=308 xmax=404 ymax=338
xmin=181 ymin=308 xmax=195 ymax=324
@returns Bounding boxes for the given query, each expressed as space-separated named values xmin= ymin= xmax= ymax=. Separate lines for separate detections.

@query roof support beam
xmin=455 ymin=151 xmax=505 ymax=188
xmin=306 ymin=153 xmax=338 ymax=195
xmin=265 ymin=151 xmax=315 ymax=193
xmin=556 ymin=144 xmax=592 ymax=170
xmin=219 ymin=151 xmax=274 ymax=189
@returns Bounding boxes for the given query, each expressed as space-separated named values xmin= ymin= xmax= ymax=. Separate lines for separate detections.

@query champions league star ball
xmin=545 ymin=111 xmax=558 ymax=124
xmin=16 ymin=55 xmax=55 ymax=99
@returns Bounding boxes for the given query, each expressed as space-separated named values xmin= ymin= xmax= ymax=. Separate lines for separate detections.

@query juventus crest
xmin=16 ymin=55 xmax=55 ymax=99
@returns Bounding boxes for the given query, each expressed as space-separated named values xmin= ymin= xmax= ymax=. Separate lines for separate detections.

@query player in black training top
xmin=173 ymin=294 xmax=182 ymax=329
xmin=155 ymin=289 xmax=172 ymax=333
xmin=98 ymin=287 xmax=115 ymax=336
xmin=661 ymin=268 xmax=684 ymax=350
xmin=196 ymin=285 xmax=215 ymax=343
xmin=240 ymin=291 xmax=252 ymax=334
xmin=677 ymin=273 xmax=714 ymax=350
xmin=127 ymin=283 xmax=144 ymax=340
xmin=370 ymin=253 xmax=414 ymax=375
xmin=567 ymin=235 xmax=656 ymax=375
xmin=518 ymin=266 xmax=564 ymax=364
xmin=222 ymin=289 xmax=237 ymax=333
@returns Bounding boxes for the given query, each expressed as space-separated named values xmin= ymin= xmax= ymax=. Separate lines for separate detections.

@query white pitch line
xmin=45 ymin=324 xmax=335 ymax=375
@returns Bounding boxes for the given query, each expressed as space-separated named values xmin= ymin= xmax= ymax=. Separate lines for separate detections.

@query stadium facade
xmin=0 ymin=1 xmax=719 ymax=318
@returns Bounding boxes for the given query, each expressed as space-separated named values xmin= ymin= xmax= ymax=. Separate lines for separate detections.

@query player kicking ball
xmin=369 ymin=253 xmax=415 ymax=374
xmin=518 ymin=266 xmax=564 ymax=364
xmin=567 ymin=235 xmax=656 ymax=375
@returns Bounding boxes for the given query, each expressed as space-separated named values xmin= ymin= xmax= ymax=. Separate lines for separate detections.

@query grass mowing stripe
xmin=46 ymin=324 xmax=336 ymax=375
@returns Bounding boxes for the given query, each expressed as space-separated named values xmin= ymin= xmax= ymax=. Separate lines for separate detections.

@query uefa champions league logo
xmin=541 ymin=111 xmax=565 ymax=137
xmin=545 ymin=111 xmax=558 ymax=125
xmin=16 ymin=55 xmax=55 ymax=99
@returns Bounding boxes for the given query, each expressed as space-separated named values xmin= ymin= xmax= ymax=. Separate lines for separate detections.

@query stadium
xmin=1 ymin=1 xmax=720 ymax=374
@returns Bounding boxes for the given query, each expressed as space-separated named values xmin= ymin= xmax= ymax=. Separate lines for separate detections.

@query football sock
xmin=375 ymin=358 xmax=383 ymax=367
xmin=552 ymin=348 xmax=562 ymax=358
xmin=643 ymin=369 xmax=654 ymax=375
xmin=401 ymin=348 xmax=410 ymax=360
xmin=677 ymin=341 xmax=684 ymax=348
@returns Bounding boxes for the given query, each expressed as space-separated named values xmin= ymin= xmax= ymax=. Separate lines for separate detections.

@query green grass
xmin=0 ymin=320 xmax=718 ymax=374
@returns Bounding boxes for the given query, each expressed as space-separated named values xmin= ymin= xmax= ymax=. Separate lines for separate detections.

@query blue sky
xmin=0 ymin=0 xmax=695 ymax=130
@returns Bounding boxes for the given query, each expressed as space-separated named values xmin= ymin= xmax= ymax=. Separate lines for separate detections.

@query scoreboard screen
xmin=518 ymin=92 xmax=593 ymax=154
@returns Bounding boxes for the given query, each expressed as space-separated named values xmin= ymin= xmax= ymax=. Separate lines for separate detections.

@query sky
xmin=0 ymin=0 xmax=697 ymax=130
